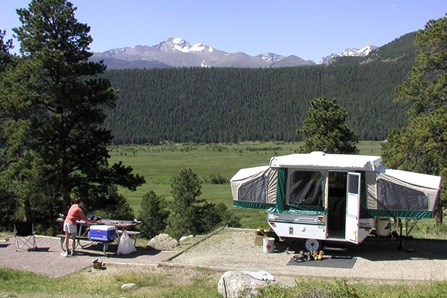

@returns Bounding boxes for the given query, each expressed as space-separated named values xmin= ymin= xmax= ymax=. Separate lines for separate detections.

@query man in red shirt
xmin=62 ymin=197 xmax=95 ymax=256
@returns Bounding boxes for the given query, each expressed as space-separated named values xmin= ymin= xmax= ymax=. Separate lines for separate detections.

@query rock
xmin=121 ymin=283 xmax=138 ymax=291
xmin=217 ymin=271 xmax=274 ymax=298
xmin=147 ymin=233 xmax=178 ymax=250
xmin=179 ymin=235 xmax=194 ymax=243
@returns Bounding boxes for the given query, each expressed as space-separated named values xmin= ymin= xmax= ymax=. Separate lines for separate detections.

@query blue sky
xmin=1 ymin=0 xmax=445 ymax=62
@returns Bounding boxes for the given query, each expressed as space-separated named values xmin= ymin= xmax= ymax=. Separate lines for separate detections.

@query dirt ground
xmin=167 ymin=228 xmax=447 ymax=282
xmin=2 ymin=228 xmax=447 ymax=283
xmin=0 ymin=235 xmax=176 ymax=278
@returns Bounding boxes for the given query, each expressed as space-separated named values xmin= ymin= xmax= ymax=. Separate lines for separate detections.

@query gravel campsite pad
xmin=167 ymin=228 xmax=447 ymax=282
xmin=0 ymin=236 xmax=175 ymax=278
xmin=1 ymin=229 xmax=447 ymax=282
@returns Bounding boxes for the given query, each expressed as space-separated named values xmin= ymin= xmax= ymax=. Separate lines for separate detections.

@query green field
xmin=109 ymin=141 xmax=384 ymax=228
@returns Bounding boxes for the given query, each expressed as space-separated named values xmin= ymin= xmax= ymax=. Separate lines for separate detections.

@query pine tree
xmin=165 ymin=169 xmax=203 ymax=240
xmin=0 ymin=30 xmax=13 ymax=69
xmin=297 ymin=97 xmax=359 ymax=154
xmin=382 ymin=17 xmax=447 ymax=211
xmin=139 ymin=191 xmax=169 ymax=239
xmin=0 ymin=0 xmax=144 ymax=225
xmin=0 ymin=30 xmax=19 ymax=229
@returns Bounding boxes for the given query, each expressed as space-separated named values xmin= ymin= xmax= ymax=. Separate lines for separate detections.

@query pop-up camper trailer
xmin=231 ymin=152 xmax=442 ymax=251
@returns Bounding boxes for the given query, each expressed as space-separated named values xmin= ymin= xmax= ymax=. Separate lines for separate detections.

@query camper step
xmin=323 ymin=246 xmax=347 ymax=251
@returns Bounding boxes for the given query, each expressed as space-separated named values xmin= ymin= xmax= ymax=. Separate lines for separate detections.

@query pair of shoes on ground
xmin=61 ymin=250 xmax=78 ymax=257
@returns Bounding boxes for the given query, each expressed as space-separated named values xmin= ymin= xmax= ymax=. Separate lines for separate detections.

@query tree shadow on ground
xmin=77 ymin=242 xmax=165 ymax=259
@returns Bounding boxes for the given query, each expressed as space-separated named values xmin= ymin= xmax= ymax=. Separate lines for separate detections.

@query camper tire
xmin=304 ymin=239 xmax=324 ymax=252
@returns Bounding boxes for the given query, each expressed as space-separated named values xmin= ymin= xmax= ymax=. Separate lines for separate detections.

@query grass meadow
xmin=109 ymin=141 xmax=383 ymax=228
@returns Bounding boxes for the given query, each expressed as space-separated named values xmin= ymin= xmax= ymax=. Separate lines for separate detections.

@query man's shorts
xmin=63 ymin=223 xmax=77 ymax=234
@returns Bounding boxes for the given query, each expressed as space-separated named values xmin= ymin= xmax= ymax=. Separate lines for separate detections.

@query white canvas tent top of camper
xmin=381 ymin=168 xmax=442 ymax=190
xmin=231 ymin=151 xmax=442 ymax=219
xmin=373 ymin=168 xmax=442 ymax=218
xmin=230 ymin=165 xmax=278 ymax=209
xmin=269 ymin=151 xmax=383 ymax=171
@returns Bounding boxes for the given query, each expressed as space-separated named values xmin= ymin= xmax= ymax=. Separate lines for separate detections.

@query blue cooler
xmin=89 ymin=225 xmax=116 ymax=242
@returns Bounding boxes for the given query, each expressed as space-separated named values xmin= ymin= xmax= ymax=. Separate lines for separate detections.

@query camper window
xmin=287 ymin=170 xmax=323 ymax=207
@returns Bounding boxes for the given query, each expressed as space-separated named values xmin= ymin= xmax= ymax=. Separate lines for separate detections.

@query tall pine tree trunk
xmin=22 ymin=197 xmax=32 ymax=222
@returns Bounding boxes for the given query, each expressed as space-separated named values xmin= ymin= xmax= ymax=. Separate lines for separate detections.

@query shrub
xmin=138 ymin=191 xmax=169 ymax=239
xmin=208 ymin=174 xmax=228 ymax=184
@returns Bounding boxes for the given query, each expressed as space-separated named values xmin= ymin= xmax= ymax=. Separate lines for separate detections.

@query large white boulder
xmin=217 ymin=271 xmax=275 ymax=298
xmin=147 ymin=233 xmax=178 ymax=250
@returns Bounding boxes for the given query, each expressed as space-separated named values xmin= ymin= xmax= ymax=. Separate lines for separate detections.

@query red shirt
xmin=64 ymin=204 xmax=88 ymax=225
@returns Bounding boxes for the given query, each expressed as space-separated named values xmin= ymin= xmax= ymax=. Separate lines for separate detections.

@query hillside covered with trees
xmin=102 ymin=33 xmax=416 ymax=145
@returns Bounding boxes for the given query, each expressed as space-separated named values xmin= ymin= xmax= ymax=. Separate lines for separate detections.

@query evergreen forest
xmin=102 ymin=33 xmax=416 ymax=144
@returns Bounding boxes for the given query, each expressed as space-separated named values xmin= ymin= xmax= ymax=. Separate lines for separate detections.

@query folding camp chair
xmin=14 ymin=222 xmax=37 ymax=251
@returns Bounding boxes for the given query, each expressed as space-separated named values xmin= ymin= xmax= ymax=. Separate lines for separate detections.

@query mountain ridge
xmin=320 ymin=45 xmax=378 ymax=64
xmin=91 ymin=37 xmax=377 ymax=69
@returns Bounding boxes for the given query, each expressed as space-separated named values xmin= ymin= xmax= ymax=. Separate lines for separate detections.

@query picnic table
xmin=96 ymin=219 xmax=142 ymax=245
xmin=56 ymin=218 xmax=141 ymax=256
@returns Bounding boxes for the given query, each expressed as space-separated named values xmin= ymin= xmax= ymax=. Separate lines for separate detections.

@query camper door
xmin=345 ymin=172 xmax=361 ymax=243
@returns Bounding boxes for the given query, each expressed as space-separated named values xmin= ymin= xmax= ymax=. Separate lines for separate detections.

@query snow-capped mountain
xmin=152 ymin=37 xmax=215 ymax=53
xmin=320 ymin=45 xmax=378 ymax=65
xmin=92 ymin=37 xmax=315 ymax=69
xmin=91 ymin=37 xmax=376 ymax=69
xmin=257 ymin=52 xmax=284 ymax=64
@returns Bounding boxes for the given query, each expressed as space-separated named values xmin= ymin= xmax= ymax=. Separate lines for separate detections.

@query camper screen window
xmin=287 ymin=171 xmax=323 ymax=207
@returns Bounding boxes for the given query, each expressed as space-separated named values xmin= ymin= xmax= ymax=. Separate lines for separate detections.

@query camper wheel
xmin=304 ymin=239 xmax=324 ymax=252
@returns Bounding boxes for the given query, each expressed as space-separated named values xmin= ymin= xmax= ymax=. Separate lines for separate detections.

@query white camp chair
xmin=14 ymin=222 xmax=37 ymax=251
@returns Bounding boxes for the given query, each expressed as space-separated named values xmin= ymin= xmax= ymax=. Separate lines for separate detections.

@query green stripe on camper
xmin=233 ymin=201 xmax=275 ymax=209
xmin=276 ymin=168 xmax=287 ymax=212
xmin=367 ymin=210 xmax=433 ymax=219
